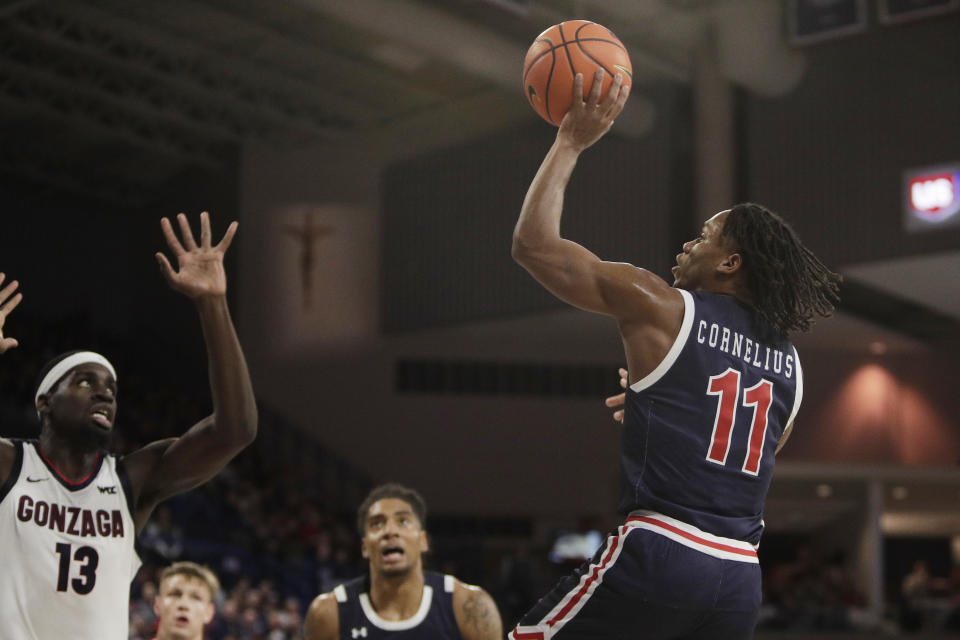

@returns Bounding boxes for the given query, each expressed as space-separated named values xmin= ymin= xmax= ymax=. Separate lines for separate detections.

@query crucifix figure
xmin=283 ymin=211 xmax=335 ymax=310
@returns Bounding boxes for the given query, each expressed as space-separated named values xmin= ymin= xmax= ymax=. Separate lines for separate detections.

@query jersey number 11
xmin=706 ymin=368 xmax=773 ymax=476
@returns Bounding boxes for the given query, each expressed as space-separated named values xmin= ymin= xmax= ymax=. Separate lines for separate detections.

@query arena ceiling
xmin=0 ymin=0 xmax=956 ymax=352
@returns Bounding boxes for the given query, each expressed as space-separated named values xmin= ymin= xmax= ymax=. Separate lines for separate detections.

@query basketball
xmin=522 ymin=20 xmax=632 ymax=126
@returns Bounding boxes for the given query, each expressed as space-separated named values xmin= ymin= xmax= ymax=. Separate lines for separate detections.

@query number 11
xmin=706 ymin=369 xmax=773 ymax=476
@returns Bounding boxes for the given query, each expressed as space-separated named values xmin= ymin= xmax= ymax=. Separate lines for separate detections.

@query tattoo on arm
xmin=462 ymin=592 xmax=499 ymax=640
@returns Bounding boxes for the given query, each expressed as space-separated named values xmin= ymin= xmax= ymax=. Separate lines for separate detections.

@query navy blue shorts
xmin=510 ymin=513 xmax=762 ymax=640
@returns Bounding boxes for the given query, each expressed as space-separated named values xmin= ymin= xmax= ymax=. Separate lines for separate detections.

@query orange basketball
xmin=522 ymin=20 xmax=632 ymax=126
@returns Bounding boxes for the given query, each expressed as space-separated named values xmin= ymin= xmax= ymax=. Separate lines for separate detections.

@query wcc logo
xmin=904 ymin=164 xmax=960 ymax=231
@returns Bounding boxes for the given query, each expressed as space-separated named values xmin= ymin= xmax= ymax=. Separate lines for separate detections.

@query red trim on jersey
xmin=626 ymin=515 xmax=758 ymax=559
xmin=36 ymin=444 xmax=101 ymax=486
xmin=511 ymin=630 xmax=545 ymax=640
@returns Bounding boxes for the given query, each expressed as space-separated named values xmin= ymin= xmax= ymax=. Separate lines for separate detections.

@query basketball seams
xmin=573 ymin=23 xmax=632 ymax=81
xmin=524 ymin=37 xmax=626 ymax=72
xmin=522 ymin=19 xmax=630 ymax=127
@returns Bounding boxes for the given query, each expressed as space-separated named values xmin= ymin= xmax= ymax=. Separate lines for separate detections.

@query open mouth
xmin=174 ymin=614 xmax=190 ymax=626
xmin=90 ymin=408 xmax=113 ymax=429
xmin=381 ymin=546 xmax=405 ymax=562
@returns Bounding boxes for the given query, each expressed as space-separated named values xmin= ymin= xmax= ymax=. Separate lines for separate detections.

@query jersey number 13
xmin=55 ymin=543 xmax=99 ymax=594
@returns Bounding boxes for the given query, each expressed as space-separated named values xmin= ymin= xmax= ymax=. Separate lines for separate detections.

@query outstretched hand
xmin=0 ymin=273 xmax=22 ymax=354
xmin=156 ymin=212 xmax=237 ymax=300
xmin=558 ymin=69 xmax=630 ymax=153
xmin=604 ymin=367 xmax=629 ymax=423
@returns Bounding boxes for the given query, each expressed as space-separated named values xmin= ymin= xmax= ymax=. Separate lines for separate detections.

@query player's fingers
xmin=200 ymin=211 xmax=212 ymax=248
xmin=613 ymin=409 xmax=624 ymax=423
xmin=177 ymin=213 xmax=199 ymax=250
xmin=588 ymin=69 xmax=604 ymax=106
xmin=0 ymin=337 xmax=18 ymax=353
xmin=600 ymin=73 xmax=622 ymax=109
xmin=604 ymin=392 xmax=625 ymax=407
xmin=0 ymin=278 xmax=19 ymax=303
xmin=160 ymin=217 xmax=186 ymax=256
xmin=155 ymin=252 xmax=177 ymax=283
xmin=604 ymin=80 xmax=629 ymax=120
xmin=216 ymin=220 xmax=239 ymax=254
xmin=571 ymin=73 xmax=585 ymax=109
xmin=0 ymin=291 xmax=22 ymax=317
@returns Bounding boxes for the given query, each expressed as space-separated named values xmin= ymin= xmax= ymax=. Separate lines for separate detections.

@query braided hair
xmin=721 ymin=203 xmax=841 ymax=337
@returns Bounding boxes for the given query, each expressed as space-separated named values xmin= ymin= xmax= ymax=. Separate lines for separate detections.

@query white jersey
xmin=0 ymin=440 xmax=141 ymax=640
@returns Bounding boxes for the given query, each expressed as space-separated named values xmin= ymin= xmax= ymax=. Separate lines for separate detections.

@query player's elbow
xmin=511 ymin=232 xmax=542 ymax=267
xmin=222 ymin=410 xmax=259 ymax=451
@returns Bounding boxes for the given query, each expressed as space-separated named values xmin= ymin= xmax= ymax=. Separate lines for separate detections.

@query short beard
xmin=377 ymin=564 xmax=412 ymax=579
xmin=46 ymin=420 xmax=112 ymax=451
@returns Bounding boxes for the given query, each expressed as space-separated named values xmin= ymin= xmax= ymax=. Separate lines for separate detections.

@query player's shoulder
xmin=599 ymin=262 xmax=674 ymax=292
xmin=449 ymin=576 xmax=502 ymax=640
xmin=597 ymin=263 xmax=682 ymax=315
xmin=304 ymin=590 xmax=341 ymax=640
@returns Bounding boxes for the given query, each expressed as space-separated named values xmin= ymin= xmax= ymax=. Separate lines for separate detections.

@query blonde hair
xmin=158 ymin=561 xmax=221 ymax=599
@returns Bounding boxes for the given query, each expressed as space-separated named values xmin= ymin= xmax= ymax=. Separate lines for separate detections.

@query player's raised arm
xmin=453 ymin=580 xmax=503 ymax=640
xmin=303 ymin=593 xmax=340 ymax=640
xmin=512 ymin=69 xmax=652 ymax=318
xmin=0 ymin=272 xmax=22 ymax=354
xmin=123 ymin=212 xmax=257 ymax=531
xmin=0 ymin=272 xmax=22 ymax=484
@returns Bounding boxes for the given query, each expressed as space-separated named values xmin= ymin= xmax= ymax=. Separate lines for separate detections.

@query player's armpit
xmin=453 ymin=581 xmax=503 ymax=640
xmin=303 ymin=592 xmax=340 ymax=640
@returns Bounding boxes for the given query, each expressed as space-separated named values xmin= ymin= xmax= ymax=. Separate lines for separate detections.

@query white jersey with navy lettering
xmin=0 ymin=440 xmax=141 ymax=640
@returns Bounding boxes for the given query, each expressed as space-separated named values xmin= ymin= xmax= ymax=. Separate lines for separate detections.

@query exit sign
xmin=904 ymin=164 xmax=960 ymax=231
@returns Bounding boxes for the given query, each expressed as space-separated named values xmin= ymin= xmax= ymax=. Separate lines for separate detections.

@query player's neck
xmin=37 ymin=430 xmax=101 ymax=483
xmin=705 ymin=276 xmax=754 ymax=307
xmin=369 ymin=565 xmax=426 ymax=621
xmin=154 ymin=630 xmax=201 ymax=640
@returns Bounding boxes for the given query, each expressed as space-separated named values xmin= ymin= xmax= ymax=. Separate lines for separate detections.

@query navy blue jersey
xmin=620 ymin=290 xmax=802 ymax=546
xmin=334 ymin=571 xmax=462 ymax=640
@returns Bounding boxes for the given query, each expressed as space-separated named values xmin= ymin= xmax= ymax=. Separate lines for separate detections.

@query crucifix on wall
xmin=283 ymin=211 xmax=335 ymax=310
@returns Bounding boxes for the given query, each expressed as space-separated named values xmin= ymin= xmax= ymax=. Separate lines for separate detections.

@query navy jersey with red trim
xmin=620 ymin=290 xmax=802 ymax=545
xmin=334 ymin=571 xmax=462 ymax=640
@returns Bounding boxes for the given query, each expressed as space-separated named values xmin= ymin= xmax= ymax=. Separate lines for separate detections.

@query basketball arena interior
xmin=0 ymin=0 xmax=958 ymax=638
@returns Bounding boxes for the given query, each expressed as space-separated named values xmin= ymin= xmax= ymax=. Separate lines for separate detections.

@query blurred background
xmin=0 ymin=0 xmax=958 ymax=637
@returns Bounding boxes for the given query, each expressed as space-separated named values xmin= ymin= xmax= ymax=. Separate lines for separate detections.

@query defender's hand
xmin=156 ymin=212 xmax=237 ymax=300
xmin=603 ymin=367 xmax=629 ymax=423
xmin=0 ymin=273 xmax=22 ymax=354
xmin=558 ymin=69 xmax=630 ymax=153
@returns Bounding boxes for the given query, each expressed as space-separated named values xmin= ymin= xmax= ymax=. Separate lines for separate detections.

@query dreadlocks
xmin=721 ymin=203 xmax=841 ymax=337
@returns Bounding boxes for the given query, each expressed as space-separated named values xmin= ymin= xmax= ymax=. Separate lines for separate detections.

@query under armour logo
xmin=26 ymin=476 xmax=48 ymax=483
xmin=98 ymin=485 xmax=117 ymax=494
xmin=351 ymin=627 xmax=368 ymax=639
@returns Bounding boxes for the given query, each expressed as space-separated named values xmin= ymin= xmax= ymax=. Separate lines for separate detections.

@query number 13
xmin=706 ymin=369 xmax=773 ymax=476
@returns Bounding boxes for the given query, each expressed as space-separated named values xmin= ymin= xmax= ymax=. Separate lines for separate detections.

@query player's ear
xmin=420 ymin=531 xmax=429 ymax=553
xmin=203 ymin=601 xmax=215 ymax=624
xmin=35 ymin=395 xmax=50 ymax=421
xmin=360 ymin=538 xmax=370 ymax=559
xmin=717 ymin=251 xmax=743 ymax=275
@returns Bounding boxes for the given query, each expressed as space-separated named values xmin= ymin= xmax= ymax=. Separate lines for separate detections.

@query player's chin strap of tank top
xmin=34 ymin=351 xmax=117 ymax=418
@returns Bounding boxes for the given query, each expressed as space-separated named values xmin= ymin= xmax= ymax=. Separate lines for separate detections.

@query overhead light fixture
xmin=869 ymin=341 xmax=888 ymax=355
xmin=816 ymin=483 xmax=833 ymax=498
